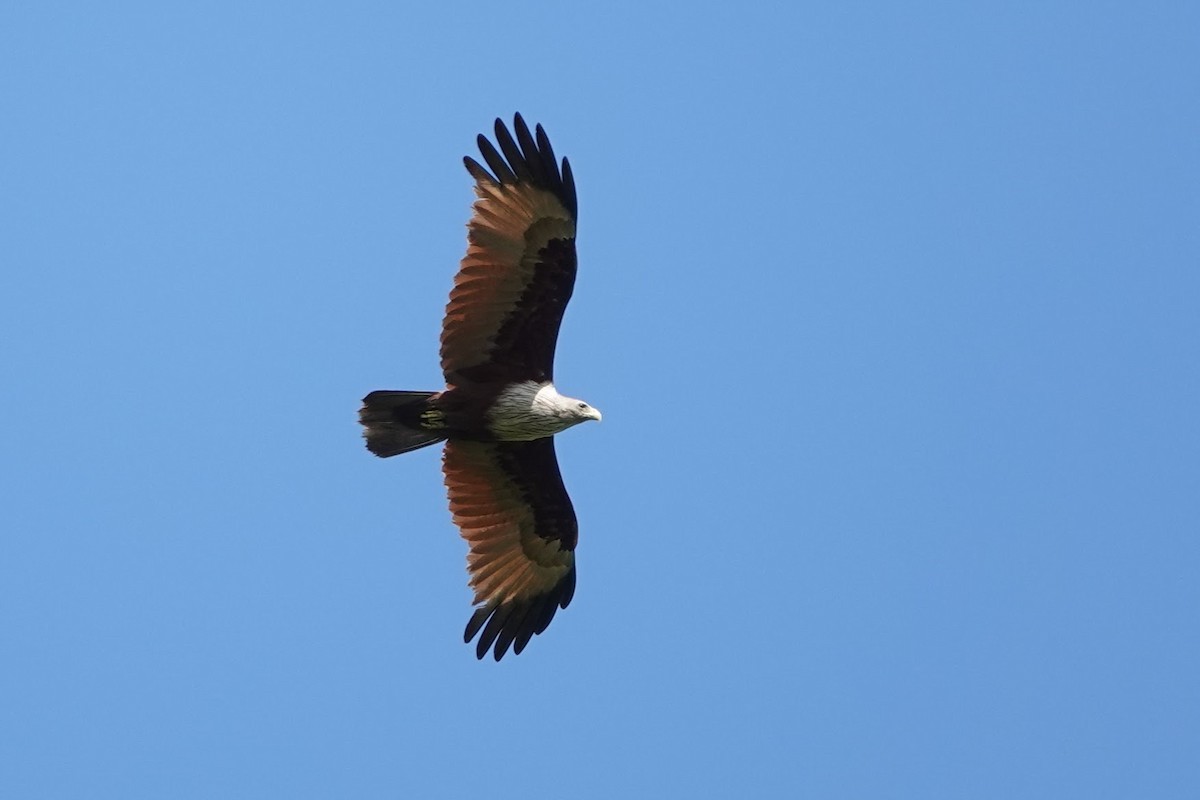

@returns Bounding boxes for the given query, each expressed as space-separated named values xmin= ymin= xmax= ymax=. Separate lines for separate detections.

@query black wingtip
xmin=466 ymin=113 xmax=577 ymax=220
xmin=462 ymin=566 xmax=577 ymax=661
xmin=510 ymin=112 xmax=529 ymax=140
xmin=560 ymin=156 xmax=577 ymax=220
xmin=464 ymin=606 xmax=491 ymax=644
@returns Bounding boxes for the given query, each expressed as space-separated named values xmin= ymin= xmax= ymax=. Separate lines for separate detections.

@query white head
xmin=489 ymin=381 xmax=601 ymax=441
xmin=533 ymin=384 xmax=602 ymax=426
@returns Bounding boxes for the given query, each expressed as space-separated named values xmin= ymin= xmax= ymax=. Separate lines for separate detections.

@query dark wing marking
xmin=443 ymin=438 xmax=578 ymax=660
xmin=441 ymin=114 xmax=578 ymax=385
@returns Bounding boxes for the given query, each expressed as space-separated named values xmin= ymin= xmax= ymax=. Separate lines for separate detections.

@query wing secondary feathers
xmin=440 ymin=114 xmax=579 ymax=384
xmin=444 ymin=438 xmax=578 ymax=660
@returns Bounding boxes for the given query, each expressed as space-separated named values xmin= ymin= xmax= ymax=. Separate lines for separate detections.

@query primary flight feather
xmin=359 ymin=114 xmax=598 ymax=661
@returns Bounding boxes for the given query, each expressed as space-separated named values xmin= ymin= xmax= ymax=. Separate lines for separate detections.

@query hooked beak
xmin=588 ymin=407 xmax=603 ymax=422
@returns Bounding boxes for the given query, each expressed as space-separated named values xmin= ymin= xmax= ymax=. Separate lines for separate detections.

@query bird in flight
xmin=360 ymin=114 xmax=599 ymax=660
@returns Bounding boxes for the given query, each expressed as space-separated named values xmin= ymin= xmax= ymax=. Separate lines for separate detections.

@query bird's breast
xmin=486 ymin=381 xmax=571 ymax=441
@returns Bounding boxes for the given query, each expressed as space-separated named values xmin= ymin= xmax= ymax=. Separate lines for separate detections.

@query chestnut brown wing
xmin=443 ymin=438 xmax=578 ymax=660
xmin=440 ymin=114 xmax=578 ymax=385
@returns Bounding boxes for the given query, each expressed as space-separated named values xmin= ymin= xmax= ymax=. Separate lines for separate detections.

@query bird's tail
xmin=359 ymin=390 xmax=448 ymax=457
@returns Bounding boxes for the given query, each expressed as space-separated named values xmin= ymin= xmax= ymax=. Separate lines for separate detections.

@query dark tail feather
xmin=359 ymin=390 xmax=447 ymax=457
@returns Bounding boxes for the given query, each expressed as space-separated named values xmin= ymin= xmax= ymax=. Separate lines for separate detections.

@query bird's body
xmin=361 ymin=379 xmax=596 ymax=448
xmin=360 ymin=114 xmax=598 ymax=660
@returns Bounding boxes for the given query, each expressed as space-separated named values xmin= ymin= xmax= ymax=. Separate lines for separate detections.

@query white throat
xmin=488 ymin=381 xmax=582 ymax=441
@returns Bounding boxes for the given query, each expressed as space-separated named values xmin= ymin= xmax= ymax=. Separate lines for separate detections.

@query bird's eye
xmin=577 ymin=402 xmax=588 ymax=409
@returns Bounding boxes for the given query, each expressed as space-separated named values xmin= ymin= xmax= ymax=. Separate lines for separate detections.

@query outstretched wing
xmin=442 ymin=438 xmax=578 ymax=660
xmin=440 ymin=114 xmax=578 ymax=386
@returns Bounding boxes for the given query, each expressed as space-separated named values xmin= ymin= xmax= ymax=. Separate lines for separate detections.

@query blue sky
xmin=3 ymin=2 xmax=1198 ymax=797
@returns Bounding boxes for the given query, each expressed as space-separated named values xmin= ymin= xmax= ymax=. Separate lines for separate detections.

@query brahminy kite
xmin=360 ymin=114 xmax=598 ymax=660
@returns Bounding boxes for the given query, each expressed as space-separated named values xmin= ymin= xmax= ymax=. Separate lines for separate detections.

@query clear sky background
xmin=3 ymin=2 xmax=1198 ymax=798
